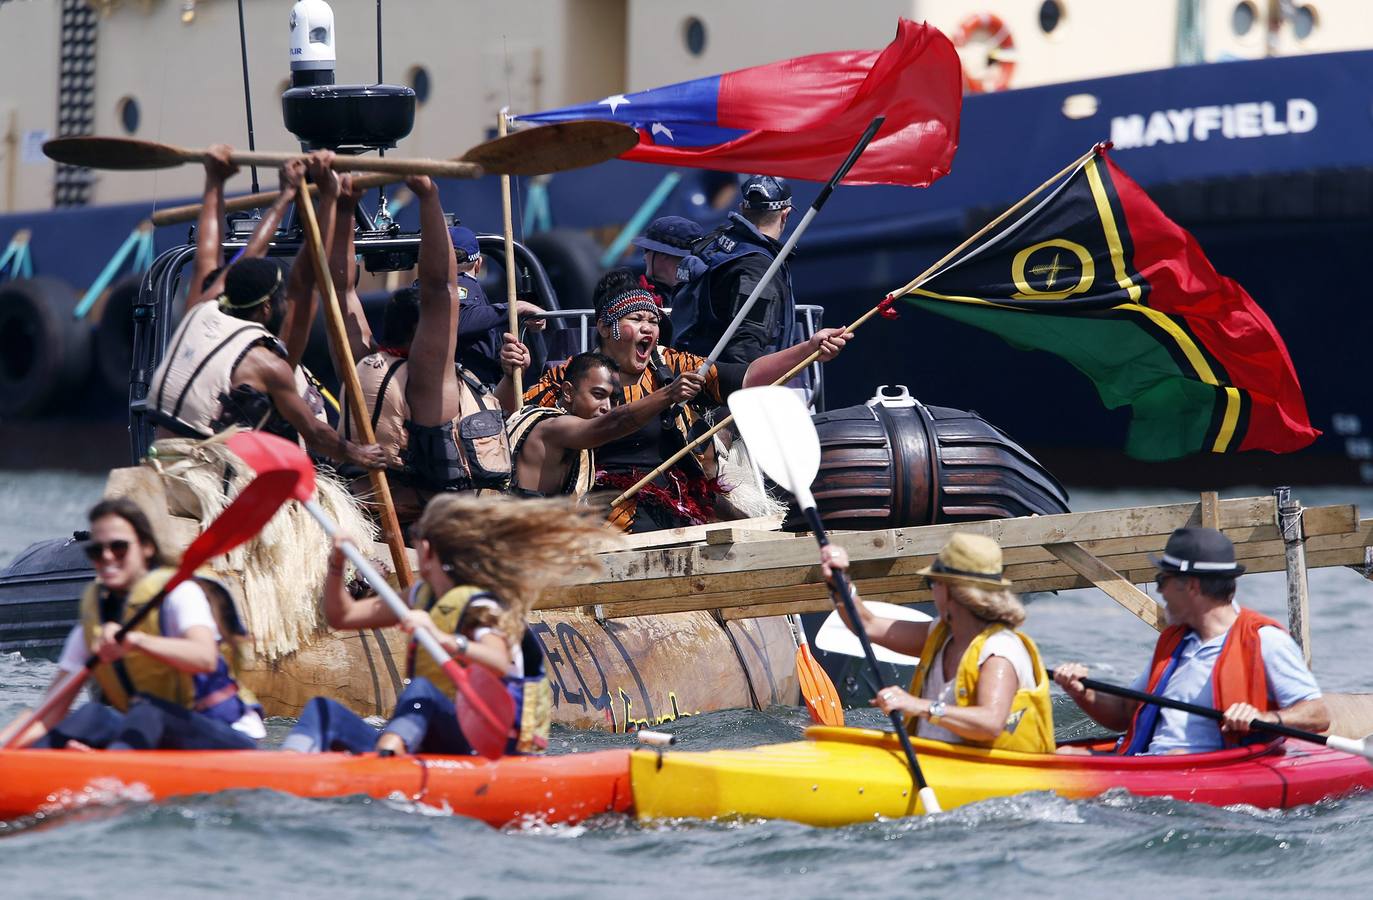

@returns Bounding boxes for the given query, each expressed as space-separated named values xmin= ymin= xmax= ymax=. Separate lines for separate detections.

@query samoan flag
xmin=513 ymin=19 xmax=963 ymax=188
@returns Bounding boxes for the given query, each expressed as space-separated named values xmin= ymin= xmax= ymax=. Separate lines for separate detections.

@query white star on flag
xmin=599 ymin=94 xmax=630 ymax=115
xmin=651 ymin=122 xmax=674 ymax=142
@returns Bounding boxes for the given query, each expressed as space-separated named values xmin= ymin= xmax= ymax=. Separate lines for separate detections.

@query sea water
xmin=2 ymin=471 xmax=1371 ymax=899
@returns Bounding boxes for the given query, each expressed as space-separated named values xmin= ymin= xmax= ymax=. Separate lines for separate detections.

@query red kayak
xmin=0 ymin=749 xmax=632 ymax=827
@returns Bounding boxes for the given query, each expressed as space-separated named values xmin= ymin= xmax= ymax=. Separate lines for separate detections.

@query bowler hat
xmin=917 ymin=532 xmax=1012 ymax=588
xmin=1150 ymin=526 xmax=1246 ymax=576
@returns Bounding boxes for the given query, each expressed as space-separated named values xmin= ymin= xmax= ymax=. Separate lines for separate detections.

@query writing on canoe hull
xmin=527 ymin=620 xmax=699 ymax=734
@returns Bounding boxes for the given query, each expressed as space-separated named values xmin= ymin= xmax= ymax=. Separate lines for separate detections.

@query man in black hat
xmin=670 ymin=174 xmax=799 ymax=366
xmin=633 ymin=215 xmax=703 ymax=294
xmin=448 ymin=225 xmax=545 ymax=388
xmin=1054 ymin=526 xmax=1328 ymax=755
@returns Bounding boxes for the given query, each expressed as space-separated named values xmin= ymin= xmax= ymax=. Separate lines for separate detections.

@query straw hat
xmin=917 ymin=532 xmax=1012 ymax=588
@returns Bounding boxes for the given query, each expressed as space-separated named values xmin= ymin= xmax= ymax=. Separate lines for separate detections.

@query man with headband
xmin=498 ymin=268 xmax=848 ymax=532
xmin=146 ymin=154 xmax=384 ymax=471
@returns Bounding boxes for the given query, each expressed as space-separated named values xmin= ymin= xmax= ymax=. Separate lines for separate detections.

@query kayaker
xmin=146 ymin=154 xmax=385 ymax=471
xmin=821 ymin=533 xmax=1056 ymax=752
xmin=0 ymin=498 xmax=263 ymax=750
xmin=329 ymin=174 xmax=513 ymax=519
xmin=283 ymin=493 xmax=604 ymax=755
xmin=496 ymin=268 xmax=849 ymax=531
xmin=504 ymin=350 xmax=705 ymax=499
xmin=1053 ymin=526 xmax=1330 ymax=755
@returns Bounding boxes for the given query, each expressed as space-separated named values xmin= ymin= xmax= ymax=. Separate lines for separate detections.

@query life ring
xmin=953 ymin=12 xmax=1016 ymax=94
xmin=0 ymin=277 xmax=92 ymax=418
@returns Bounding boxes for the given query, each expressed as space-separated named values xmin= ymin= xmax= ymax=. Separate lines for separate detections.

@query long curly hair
xmin=413 ymin=494 xmax=608 ymax=639
xmin=945 ymin=582 xmax=1027 ymax=629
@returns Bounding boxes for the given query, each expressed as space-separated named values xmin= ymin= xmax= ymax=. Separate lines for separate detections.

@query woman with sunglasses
xmin=0 ymin=498 xmax=264 ymax=750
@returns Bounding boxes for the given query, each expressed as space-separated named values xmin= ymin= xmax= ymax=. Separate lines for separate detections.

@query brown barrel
xmin=787 ymin=385 xmax=1070 ymax=530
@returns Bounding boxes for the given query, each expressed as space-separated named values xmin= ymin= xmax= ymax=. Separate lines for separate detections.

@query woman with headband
xmin=498 ymin=268 xmax=849 ymax=532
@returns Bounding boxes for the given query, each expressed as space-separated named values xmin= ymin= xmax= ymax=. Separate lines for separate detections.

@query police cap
xmin=740 ymin=174 xmax=792 ymax=211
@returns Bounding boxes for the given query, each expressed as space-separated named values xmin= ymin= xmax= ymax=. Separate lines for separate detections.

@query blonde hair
xmin=414 ymin=494 xmax=606 ymax=639
xmin=945 ymin=582 xmax=1026 ymax=629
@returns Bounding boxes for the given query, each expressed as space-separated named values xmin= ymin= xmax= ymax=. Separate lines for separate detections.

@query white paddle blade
xmin=814 ymin=601 xmax=931 ymax=666
xmin=1325 ymin=733 xmax=1373 ymax=763
xmin=727 ymin=387 xmax=821 ymax=506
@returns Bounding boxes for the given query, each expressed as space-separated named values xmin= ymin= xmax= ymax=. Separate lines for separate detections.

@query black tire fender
xmin=0 ymin=277 xmax=92 ymax=417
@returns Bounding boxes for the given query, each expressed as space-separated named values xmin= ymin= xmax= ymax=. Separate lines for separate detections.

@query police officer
xmin=670 ymin=175 xmax=797 ymax=365
xmin=451 ymin=225 xmax=544 ymax=387
xmin=632 ymin=215 xmax=702 ymax=348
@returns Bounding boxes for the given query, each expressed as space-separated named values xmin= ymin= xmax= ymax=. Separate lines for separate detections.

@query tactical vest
xmin=78 ymin=567 xmax=259 ymax=722
xmin=908 ymin=621 xmax=1056 ymax=754
xmin=148 ymin=302 xmax=282 ymax=438
xmin=672 ymin=212 xmax=797 ymax=358
xmin=505 ymin=405 xmax=594 ymax=499
xmin=340 ymin=354 xmax=513 ymax=490
xmin=405 ymin=583 xmax=553 ymax=755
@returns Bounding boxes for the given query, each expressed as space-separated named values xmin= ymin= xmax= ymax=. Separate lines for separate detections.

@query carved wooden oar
xmin=43 ymin=136 xmax=483 ymax=179
xmin=148 ymin=121 xmax=638 ymax=226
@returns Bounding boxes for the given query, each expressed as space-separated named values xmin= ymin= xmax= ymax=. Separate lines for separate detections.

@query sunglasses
xmin=1154 ymin=573 xmax=1187 ymax=588
xmin=84 ymin=539 xmax=131 ymax=562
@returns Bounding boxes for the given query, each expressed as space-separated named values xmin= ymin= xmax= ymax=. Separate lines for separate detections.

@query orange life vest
xmin=1118 ymin=607 xmax=1282 ymax=753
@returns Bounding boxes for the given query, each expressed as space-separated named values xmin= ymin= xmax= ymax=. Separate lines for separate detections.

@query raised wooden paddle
xmin=497 ymin=110 xmax=523 ymax=401
xmin=1 ymin=431 xmax=311 ymax=749
xmin=729 ymin=385 xmax=941 ymax=814
xmin=43 ymin=136 xmax=483 ymax=178
xmin=149 ymin=121 xmax=638 ymax=226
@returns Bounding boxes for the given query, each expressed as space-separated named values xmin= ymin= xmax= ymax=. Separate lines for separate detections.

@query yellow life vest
xmin=405 ymin=583 xmax=553 ymax=755
xmin=908 ymin=621 xmax=1056 ymax=753
xmin=78 ymin=567 xmax=258 ymax=714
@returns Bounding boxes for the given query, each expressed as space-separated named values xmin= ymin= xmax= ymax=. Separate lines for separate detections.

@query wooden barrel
xmin=790 ymin=385 xmax=1070 ymax=530
xmin=237 ymin=609 xmax=799 ymax=733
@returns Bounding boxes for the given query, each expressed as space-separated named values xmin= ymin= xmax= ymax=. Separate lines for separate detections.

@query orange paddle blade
xmin=796 ymin=643 xmax=844 ymax=727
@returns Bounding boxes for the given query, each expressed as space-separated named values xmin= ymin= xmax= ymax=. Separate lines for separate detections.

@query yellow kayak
xmin=630 ymin=726 xmax=1373 ymax=825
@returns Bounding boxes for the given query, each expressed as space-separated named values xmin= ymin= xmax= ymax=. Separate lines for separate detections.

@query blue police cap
xmin=740 ymin=174 xmax=792 ymax=211
xmin=631 ymin=216 xmax=703 ymax=256
xmin=448 ymin=225 xmax=481 ymax=264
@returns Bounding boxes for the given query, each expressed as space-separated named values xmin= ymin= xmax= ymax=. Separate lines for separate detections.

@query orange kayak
xmin=0 ymin=749 xmax=632 ymax=827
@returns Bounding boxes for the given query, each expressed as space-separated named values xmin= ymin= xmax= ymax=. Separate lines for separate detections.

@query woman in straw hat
xmin=822 ymin=532 xmax=1055 ymax=752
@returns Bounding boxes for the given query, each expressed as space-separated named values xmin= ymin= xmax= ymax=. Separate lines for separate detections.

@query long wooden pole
xmin=609 ymin=144 xmax=1103 ymax=509
xmin=296 ymin=182 xmax=413 ymax=588
xmin=499 ymin=108 xmax=522 ymax=402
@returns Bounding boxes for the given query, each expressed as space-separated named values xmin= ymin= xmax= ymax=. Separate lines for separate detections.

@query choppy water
xmin=3 ymin=472 xmax=1372 ymax=899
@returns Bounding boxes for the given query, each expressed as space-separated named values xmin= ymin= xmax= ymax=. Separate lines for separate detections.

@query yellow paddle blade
xmin=461 ymin=121 xmax=638 ymax=176
xmin=796 ymin=643 xmax=844 ymax=727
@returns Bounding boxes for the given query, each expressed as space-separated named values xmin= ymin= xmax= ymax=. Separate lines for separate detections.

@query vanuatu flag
xmin=903 ymin=146 xmax=1319 ymax=460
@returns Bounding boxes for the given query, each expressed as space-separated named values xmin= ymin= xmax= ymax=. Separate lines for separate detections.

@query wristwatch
xmin=452 ymin=634 xmax=470 ymax=657
xmin=928 ymin=700 xmax=947 ymax=721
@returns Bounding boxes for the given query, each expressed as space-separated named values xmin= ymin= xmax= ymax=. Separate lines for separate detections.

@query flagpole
xmin=608 ymin=142 xmax=1105 ymax=511
xmin=697 ymin=116 xmax=886 ymax=372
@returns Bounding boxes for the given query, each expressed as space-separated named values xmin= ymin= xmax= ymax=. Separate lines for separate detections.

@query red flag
xmin=517 ymin=19 xmax=962 ymax=187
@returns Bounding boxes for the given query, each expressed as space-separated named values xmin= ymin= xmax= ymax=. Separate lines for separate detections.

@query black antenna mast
xmin=235 ymin=0 xmax=260 ymax=194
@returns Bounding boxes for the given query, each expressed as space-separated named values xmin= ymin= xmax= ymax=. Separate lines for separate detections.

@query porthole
xmin=1292 ymin=4 xmax=1317 ymax=40
xmin=117 ymin=96 xmax=140 ymax=134
xmin=408 ymin=65 xmax=431 ymax=105
xmin=1039 ymin=0 xmax=1064 ymax=34
xmin=682 ymin=17 xmax=707 ymax=57
xmin=1232 ymin=1 xmax=1257 ymax=36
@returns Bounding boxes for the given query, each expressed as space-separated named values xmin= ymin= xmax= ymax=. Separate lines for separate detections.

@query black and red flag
xmin=900 ymin=145 xmax=1319 ymax=460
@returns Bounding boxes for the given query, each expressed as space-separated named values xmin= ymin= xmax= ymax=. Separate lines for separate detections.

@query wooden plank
xmin=1045 ymin=542 xmax=1165 ymax=631
xmin=603 ymin=515 xmax=785 ymax=551
xmin=706 ymin=528 xmax=802 ymax=546
xmin=1200 ymin=491 xmax=1220 ymax=529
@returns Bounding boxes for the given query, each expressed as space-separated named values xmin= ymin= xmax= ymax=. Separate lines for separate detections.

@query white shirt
xmin=915 ymin=630 xmax=1036 ymax=744
xmin=60 ymin=581 xmax=265 ymax=739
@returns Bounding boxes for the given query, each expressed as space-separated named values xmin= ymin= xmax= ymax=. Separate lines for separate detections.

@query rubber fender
xmin=0 ymin=277 xmax=92 ymax=418
xmin=93 ymin=275 xmax=142 ymax=397
xmin=523 ymin=228 xmax=604 ymax=312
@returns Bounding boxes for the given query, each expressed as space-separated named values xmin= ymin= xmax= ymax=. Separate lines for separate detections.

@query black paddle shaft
xmin=805 ymin=506 xmax=934 ymax=793
xmin=82 ymin=581 xmax=180 ymax=673
xmin=1080 ymin=676 xmax=1329 ymax=746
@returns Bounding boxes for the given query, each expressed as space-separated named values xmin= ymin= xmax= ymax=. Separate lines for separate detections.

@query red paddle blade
xmin=226 ymin=431 xmax=317 ymax=501
xmin=168 ymin=433 xmax=313 ymax=587
xmin=796 ymin=643 xmax=844 ymax=727
xmin=442 ymin=659 xmax=517 ymax=760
